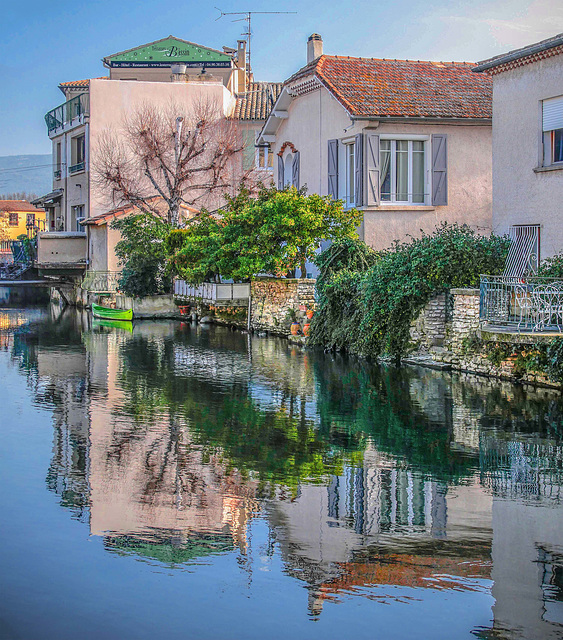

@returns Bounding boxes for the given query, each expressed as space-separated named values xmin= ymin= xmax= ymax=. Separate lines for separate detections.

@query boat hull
xmin=92 ymin=303 xmax=133 ymax=321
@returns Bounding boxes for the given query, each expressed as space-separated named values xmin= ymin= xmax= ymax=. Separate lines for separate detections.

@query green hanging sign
xmin=104 ymin=36 xmax=232 ymax=69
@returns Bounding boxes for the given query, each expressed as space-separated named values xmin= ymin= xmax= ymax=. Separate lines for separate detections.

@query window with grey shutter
xmin=431 ymin=134 xmax=448 ymax=206
xmin=292 ymin=151 xmax=300 ymax=189
xmin=277 ymin=155 xmax=284 ymax=190
xmin=365 ymin=134 xmax=380 ymax=206
xmin=354 ymin=134 xmax=363 ymax=206
xmin=327 ymin=139 xmax=338 ymax=199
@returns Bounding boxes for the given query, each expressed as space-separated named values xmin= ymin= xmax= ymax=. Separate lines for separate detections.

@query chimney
xmin=237 ymin=40 xmax=247 ymax=91
xmin=307 ymin=34 xmax=323 ymax=64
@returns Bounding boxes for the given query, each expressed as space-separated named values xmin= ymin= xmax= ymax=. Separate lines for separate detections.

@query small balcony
xmin=480 ymin=275 xmax=563 ymax=334
xmin=69 ymin=161 xmax=85 ymax=174
xmin=45 ymin=93 xmax=89 ymax=135
xmin=36 ymin=232 xmax=87 ymax=276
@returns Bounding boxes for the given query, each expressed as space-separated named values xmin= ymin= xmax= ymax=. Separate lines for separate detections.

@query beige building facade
xmin=35 ymin=36 xmax=281 ymax=274
xmin=474 ymin=33 xmax=563 ymax=262
xmin=259 ymin=35 xmax=493 ymax=256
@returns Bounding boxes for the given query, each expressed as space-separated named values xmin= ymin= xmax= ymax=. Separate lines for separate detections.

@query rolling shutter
xmin=277 ymin=155 xmax=284 ymax=190
xmin=543 ymin=96 xmax=563 ymax=131
xmin=292 ymin=151 xmax=300 ymax=189
xmin=354 ymin=134 xmax=363 ymax=207
xmin=365 ymin=134 xmax=380 ymax=206
xmin=327 ymin=139 xmax=338 ymax=199
xmin=431 ymin=134 xmax=448 ymax=206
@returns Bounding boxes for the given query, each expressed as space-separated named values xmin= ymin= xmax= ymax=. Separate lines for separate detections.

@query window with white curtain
xmin=380 ymin=139 xmax=427 ymax=204
xmin=543 ymin=95 xmax=563 ymax=166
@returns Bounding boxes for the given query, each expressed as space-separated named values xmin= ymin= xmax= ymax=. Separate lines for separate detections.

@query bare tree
xmin=93 ymin=98 xmax=259 ymax=227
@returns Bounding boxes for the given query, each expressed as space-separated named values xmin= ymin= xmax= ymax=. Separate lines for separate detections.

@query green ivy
xmin=309 ymin=224 xmax=510 ymax=361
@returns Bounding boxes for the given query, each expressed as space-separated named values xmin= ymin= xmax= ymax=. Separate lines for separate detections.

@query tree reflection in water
xmin=6 ymin=309 xmax=563 ymax=638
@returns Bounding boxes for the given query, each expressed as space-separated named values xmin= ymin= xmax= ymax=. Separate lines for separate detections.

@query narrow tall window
xmin=346 ymin=143 xmax=355 ymax=206
xmin=70 ymin=135 xmax=85 ymax=173
xmin=380 ymin=139 xmax=427 ymax=204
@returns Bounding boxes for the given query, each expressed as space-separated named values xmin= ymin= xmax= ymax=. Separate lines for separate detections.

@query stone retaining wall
xmin=410 ymin=288 xmax=560 ymax=388
xmin=250 ymin=277 xmax=315 ymax=336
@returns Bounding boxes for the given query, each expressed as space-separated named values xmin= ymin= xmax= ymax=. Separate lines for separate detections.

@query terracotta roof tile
xmin=286 ymin=56 xmax=492 ymax=120
xmin=234 ymin=82 xmax=283 ymax=120
xmin=58 ymin=77 xmax=107 ymax=89
xmin=0 ymin=200 xmax=45 ymax=213
xmin=83 ymin=198 xmax=198 ymax=226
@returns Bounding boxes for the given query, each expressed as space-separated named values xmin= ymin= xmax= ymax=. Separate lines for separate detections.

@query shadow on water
xmin=4 ymin=307 xmax=563 ymax=639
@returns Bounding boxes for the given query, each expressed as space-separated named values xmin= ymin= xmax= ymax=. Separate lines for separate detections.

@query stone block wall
xmin=250 ymin=277 xmax=316 ymax=336
xmin=410 ymin=293 xmax=448 ymax=352
xmin=409 ymin=288 xmax=560 ymax=387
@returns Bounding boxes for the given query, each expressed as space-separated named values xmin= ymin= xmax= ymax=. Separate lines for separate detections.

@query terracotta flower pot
xmin=290 ymin=322 xmax=301 ymax=336
xmin=306 ymin=309 xmax=314 ymax=320
xmin=303 ymin=323 xmax=311 ymax=336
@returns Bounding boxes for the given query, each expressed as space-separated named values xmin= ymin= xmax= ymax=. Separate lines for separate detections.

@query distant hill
xmin=0 ymin=155 xmax=52 ymax=200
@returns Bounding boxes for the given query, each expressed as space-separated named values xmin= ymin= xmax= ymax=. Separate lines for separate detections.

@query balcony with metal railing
xmin=45 ymin=93 xmax=89 ymax=135
xmin=480 ymin=275 xmax=563 ymax=333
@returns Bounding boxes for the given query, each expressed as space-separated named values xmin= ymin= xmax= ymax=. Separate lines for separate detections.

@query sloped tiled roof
xmin=474 ymin=32 xmax=563 ymax=74
xmin=234 ymin=82 xmax=283 ymax=120
xmin=59 ymin=78 xmax=107 ymax=89
xmin=83 ymin=198 xmax=198 ymax=226
xmin=0 ymin=200 xmax=45 ymax=213
xmin=286 ymin=56 xmax=492 ymax=120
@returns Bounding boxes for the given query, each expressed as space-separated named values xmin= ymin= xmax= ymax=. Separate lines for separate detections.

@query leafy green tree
xmin=168 ymin=186 xmax=363 ymax=283
xmin=112 ymin=213 xmax=172 ymax=297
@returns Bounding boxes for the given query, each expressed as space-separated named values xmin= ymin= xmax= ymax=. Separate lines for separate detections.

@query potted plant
xmin=286 ymin=308 xmax=301 ymax=335
xmin=306 ymin=309 xmax=314 ymax=320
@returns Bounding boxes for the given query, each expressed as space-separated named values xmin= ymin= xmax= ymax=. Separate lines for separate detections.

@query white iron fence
xmin=174 ymin=280 xmax=250 ymax=305
xmin=480 ymin=275 xmax=563 ymax=332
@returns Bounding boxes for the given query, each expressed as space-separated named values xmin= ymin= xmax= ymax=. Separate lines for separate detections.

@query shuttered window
xmin=327 ymin=139 xmax=338 ymax=199
xmin=543 ymin=96 xmax=563 ymax=132
xmin=543 ymin=96 xmax=563 ymax=165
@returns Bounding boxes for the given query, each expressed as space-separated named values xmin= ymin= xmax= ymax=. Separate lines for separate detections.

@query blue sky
xmin=1 ymin=0 xmax=562 ymax=156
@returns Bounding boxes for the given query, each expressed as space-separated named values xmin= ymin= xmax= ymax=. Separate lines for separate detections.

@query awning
xmin=31 ymin=189 xmax=63 ymax=206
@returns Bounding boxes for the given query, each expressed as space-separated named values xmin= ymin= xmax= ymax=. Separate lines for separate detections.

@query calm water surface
xmin=1 ymin=305 xmax=563 ymax=640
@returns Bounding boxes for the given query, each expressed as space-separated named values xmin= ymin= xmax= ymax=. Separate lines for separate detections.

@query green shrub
xmin=310 ymin=223 xmax=510 ymax=361
xmin=537 ymin=254 xmax=563 ymax=278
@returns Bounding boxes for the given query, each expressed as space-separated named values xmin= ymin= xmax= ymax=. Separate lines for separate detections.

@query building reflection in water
xmin=7 ymin=309 xmax=563 ymax=639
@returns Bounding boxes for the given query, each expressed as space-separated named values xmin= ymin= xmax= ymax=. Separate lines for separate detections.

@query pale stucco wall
xmin=490 ymin=54 xmax=563 ymax=259
xmin=37 ymin=232 xmax=87 ymax=264
xmin=271 ymin=85 xmax=492 ymax=251
xmin=88 ymin=79 xmax=236 ymax=217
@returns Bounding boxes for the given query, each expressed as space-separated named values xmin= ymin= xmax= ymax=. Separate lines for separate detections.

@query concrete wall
xmin=37 ymin=232 xmax=87 ymax=264
xmin=491 ymin=55 xmax=563 ymax=258
xmin=87 ymin=225 xmax=108 ymax=271
xmin=271 ymin=85 xmax=492 ymax=252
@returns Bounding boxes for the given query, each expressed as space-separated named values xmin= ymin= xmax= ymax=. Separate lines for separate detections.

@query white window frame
xmin=542 ymin=95 xmax=563 ymax=167
xmin=255 ymin=144 xmax=274 ymax=171
xmin=72 ymin=204 xmax=85 ymax=232
xmin=380 ymin=134 xmax=430 ymax=205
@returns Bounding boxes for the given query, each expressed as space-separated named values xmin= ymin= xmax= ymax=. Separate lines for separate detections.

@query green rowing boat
xmin=92 ymin=303 xmax=133 ymax=321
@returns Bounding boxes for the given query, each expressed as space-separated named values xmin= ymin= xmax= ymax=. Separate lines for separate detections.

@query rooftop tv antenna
xmin=215 ymin=8 xmax=296 ymax=70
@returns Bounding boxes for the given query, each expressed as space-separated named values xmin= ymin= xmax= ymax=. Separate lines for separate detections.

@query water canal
xmin=1 ymin=305 xmax=563 ymax=640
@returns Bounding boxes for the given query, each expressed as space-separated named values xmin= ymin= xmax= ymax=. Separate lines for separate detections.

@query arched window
xmin=284 ymin=153 xmax=293 ymax=187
